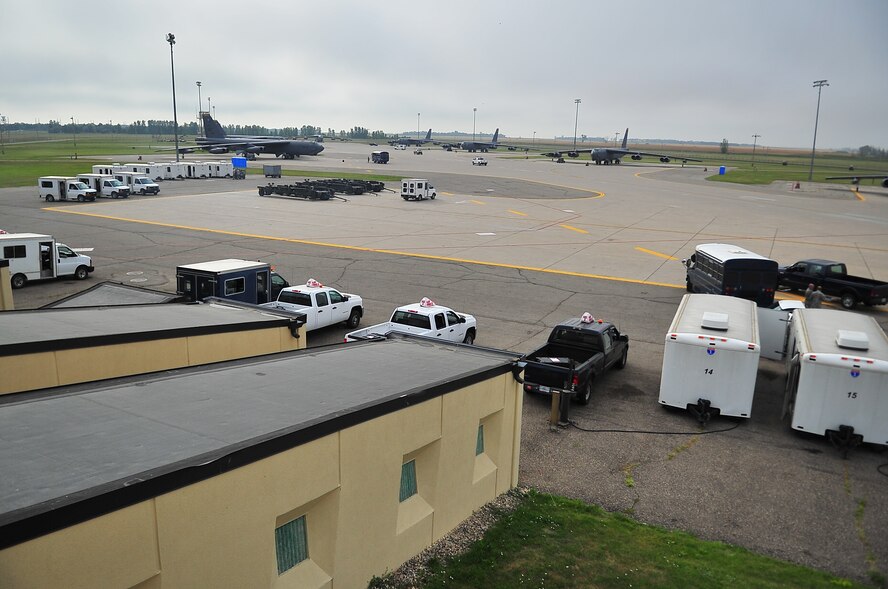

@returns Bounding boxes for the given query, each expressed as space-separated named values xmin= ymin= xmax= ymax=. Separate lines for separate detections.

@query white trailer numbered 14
xmin=782 ymin=308 xmax=888 ymax=453
xmin=659 ymin=294 xmax=760 ymax=423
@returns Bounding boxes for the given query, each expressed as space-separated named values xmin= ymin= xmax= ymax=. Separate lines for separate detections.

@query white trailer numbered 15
xmin=659 ymin=294 xmax=760 ymax=423
xmin=782 ymin=308 xmax=888 ymax=454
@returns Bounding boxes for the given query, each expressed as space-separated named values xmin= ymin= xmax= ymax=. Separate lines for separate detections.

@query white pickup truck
xmin=345 ymin=298 xmax=477 ymax=344
xmin=259 ymin=279 xmax=363 ymax=332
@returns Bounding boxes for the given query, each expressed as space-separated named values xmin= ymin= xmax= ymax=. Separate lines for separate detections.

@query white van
xmin=782 ymin=308 xmax=888 ymax=451
xmin=38 ymin=177 xmax=97 ymax=202
xmin=114 ymin=172 xmax=160 ymax=195
xmin=1 ymin=233 xmax=94 ymax=289
xmin=76 ymin=174 xmax=131 ymax=199
xmin=658 ymin=294 xmax=760 ymax=422
xmin=400 ymin=178 xmax=437 ymax=201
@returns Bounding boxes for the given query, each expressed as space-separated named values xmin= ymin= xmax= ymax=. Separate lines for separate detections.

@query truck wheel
xmin=11 ymin=274 xmax=26 ymax=289
xmin=74 ymin=266 xmax=89 ymax=280
xmin=686 ymin=280 xmax=693 ymax=292
xmin=430 ymin=194 xmax=436 ymax=200
xmin=463 ymin=330 xmax=475 ymax=345
xmin=111 ymin=192 xmax=118 ymax=198
xmin=616 ymin=348 xmax=628 ymax=370
xmin=77 ymin=195 xmax=85 ymax=202
xmin=840 ymin=292 xmax=856 ymax=309
xmin=346 ymin=308 xmax=362 ymax=329
xmin=45 ymin=195 xmax=55 ymax=202
xmin=576 ymin=380 xmax=592 ymax=405
xmin=140 ymin=189 xmax=146 ymax=195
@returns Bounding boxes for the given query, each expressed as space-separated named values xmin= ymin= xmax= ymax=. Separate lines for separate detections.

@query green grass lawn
xmin=392 ymin=490 xmax=873 ymax=589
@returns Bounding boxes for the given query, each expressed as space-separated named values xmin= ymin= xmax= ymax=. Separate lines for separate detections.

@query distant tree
xmin=858 ymin=145 xmax=888 ymax=160
xmin=720 ymin=138 xmax=729 ymax=154
xmin=370 ymin=130 xmax=387 ymax=140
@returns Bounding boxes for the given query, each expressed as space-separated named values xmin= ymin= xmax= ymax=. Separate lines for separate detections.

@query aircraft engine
xmin=208 ymin=147 xmax=229 ymax=154
xmin=631 ymin=155 xmax=641 ymax=161
xmin=659 ymin=157 xmax=671 ymax=163
xmin=545 ymin=152 xmax=562 ymax=159
xmin=245 ymin=146 xmax=264 ymax=153
xmin=567 ymin=151 xmax=579 ymax=158
xmin=883 ymin=178 xmax=888 ymax=188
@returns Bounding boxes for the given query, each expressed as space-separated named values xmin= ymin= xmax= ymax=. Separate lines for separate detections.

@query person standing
xmin=804 ymin=283 xmax=815 ymax=308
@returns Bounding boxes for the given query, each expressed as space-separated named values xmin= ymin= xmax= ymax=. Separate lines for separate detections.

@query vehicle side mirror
xmin=343 ymin=295 xmax=349 ymax=301
xmin=459 ymin=316 xmax=466 ymax=324
xmin=620 ymin=335 xmax=629 ymax=342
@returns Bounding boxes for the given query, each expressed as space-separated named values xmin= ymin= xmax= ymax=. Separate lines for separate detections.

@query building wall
xmin=0 ymin=372 xmax=522 ymax=588
xmin=0 ymin=325 xmax=305 ymax=396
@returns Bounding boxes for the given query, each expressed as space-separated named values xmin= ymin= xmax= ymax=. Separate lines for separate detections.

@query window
xmin=445 ymin=311 xmax=461 ymax=326
xmin=41 ymin=181 xmax=53 ymax=188
xmin=224 ymin=277 xmax=245 ymax=296
xmin=328 ymin=290 xmax=343 ymax=304
xmin=275 ymin=515 xmax=308 ymax=574
xmin=399 ymin=460 xmax=417 ymax=502
xmin=391 ymin=311 xmax=431 ymax=329
xmin=57 ymin=245 xmax=77 ymax=258
xmin=434 ymin=313 xmax=446 ymax=329
xmin=316 ymin=292 xmax=329 ymax=307
xmin=3 ymin=245 xmax=26 ymax=259
xmin=476 ymin=425 xmax=484 ymax=456
xmin=279 ymin=291 xmax=311 ymax=306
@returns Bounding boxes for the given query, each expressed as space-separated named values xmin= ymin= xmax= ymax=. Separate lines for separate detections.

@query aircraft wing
xmin=825 ymin=174 xmax=888 ymax=180
xmin=540 ymin=148 xmax=594 ymax=157
xmin=611 ymin=148 xmax=702 ymax=162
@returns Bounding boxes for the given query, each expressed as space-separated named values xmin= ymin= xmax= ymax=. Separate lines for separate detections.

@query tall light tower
xmin=532 ymin=130 xmax=536 ymax=147
xmin=751 ymin=134 xmax=761 ymax=168
xmin=417 ymin=112 xmax=421 ymax=140
xmin=166 ymin=33 xmax=180 ymax=162
xmin=70 ymin=116 xmax=77 ymax=158
xmin=808 ymin=80 xmax=829 ymax=181
xmin=472 ymin=107 xmax=477 ymax=142
xmin=196 ymin=81 xmax=202 ymax=135
xmin=573 ymin=99 xmax=581 ymax=150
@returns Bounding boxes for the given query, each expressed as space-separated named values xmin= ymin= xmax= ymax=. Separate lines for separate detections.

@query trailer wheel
xmin=346 ymin=308 xmax=362 ymax=329
xmin=576 ymin=379 xmax=592 ymax=405
xmin=74 ymin=266 xmax=89 ymax=280
xmin=840 ymin=292 xmax=857 ymax=309
xmin=11 ymin=274 xmax=27 ymax=289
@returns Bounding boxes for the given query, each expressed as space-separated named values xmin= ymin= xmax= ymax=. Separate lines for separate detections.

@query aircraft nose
xmin=315 ymin=144 xmax=325 ymax=154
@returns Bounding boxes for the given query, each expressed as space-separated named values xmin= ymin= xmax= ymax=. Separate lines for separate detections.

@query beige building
xmin=0 ymin=336 xmax=523 ymax=588
xmin=0 ymin=299 xmax=305 ymax=396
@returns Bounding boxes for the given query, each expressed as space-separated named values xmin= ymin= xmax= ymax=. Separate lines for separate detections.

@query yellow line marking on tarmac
xmin=470 ymin=199 xmax=486 ymax=205
xmin=635 ymin=246 xmax=678 ymax=260
xmin=559 ymin=224 xmax=588 ymax=234
xmin=46 ymin=208 xmax=684 ymax=289
xmin=852 ymin=188 xmax=865 ymax=201
xmin=508 ymin=209 xmax=528 ymax=216
xmin=440 ymin=191 xmax=454 ymax=196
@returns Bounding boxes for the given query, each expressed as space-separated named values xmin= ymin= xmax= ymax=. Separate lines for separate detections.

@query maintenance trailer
xmin=659 ymin=294 xmax=760 ymax=422
xmin=782 ymin=308 xmax=888 ymax=452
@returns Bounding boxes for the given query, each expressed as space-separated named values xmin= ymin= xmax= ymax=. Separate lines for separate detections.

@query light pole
xmin=0 ymin=114 xmax=5 ymax=155
xmin=417 ymin=112 xmax=420 ymax=140
xmin=472 ymin=107 xmax=477 ymax=142
xmin=573 ymin=99 xmax=581 ymax=150
xmin=70 ymin=117 xmax=76 ymax=158
xmin=196 ymin=81 xmax=202 ymax=135
xmin=751 ymin=134 xmax=761 ymax=168
xmin=532 ymin=131 xmax=536 ymax=148
xmin=808 ymin=80 xmax=829 ymax=181
xmin=166 ymin=33 xmax=180 ymax=162
xmin=207 ymin=97 xmax=211 ymax=119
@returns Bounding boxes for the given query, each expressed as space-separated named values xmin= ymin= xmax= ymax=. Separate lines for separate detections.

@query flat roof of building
xmin=0 ymin=300 xmax=299 ymax=356
xmin=176 ymin=259 xmax=268 ymax=274
xmin=0 ymin=336 xmax=518 ymax=548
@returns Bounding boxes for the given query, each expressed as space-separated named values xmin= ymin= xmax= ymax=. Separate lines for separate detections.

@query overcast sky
xmin=3 ymin=0 xmax=886 ymax=149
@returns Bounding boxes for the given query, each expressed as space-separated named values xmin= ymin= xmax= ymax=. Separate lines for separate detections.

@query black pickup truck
xmin=520 ymin=317 xmax=629 ymax=405
xmin=778 ymin=259 xmax=888 ymax=309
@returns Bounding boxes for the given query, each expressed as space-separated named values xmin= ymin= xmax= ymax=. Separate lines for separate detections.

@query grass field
xmin=376 ymin=490 xmax=875 ymax=589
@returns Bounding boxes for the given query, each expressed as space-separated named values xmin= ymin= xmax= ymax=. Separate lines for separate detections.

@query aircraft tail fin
xmin=492 ymin=128 xmax=499 ymax=145
xmin=425 ymin=128 xmax=432 ymax=140
xmin=201 ymin=112 xmax=226 ymax=139
xmin=621 ymin=128 xmax=628 ymax=149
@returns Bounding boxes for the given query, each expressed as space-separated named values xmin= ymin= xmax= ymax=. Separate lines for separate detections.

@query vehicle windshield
xmin=391 ymin=311 xmax=431 ymax=329
xmin=110 ymin=179 xmax=126 ymax=187
xmin=135 ymin=178 xmax=150 ymax=184
xmin=72 ymin=182 xmax=89 ymax=190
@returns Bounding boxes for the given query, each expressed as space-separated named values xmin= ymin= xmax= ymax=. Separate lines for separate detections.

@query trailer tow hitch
xmin=688 ymin=398 xmax=713 ymax=426
xmin=828 ymin=425 xmax=863 ymax=459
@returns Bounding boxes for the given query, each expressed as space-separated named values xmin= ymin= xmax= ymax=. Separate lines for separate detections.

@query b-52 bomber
xmin=179 ymin=113 xmax=324 ymax=159
xmin=389 ymin=129 xmax=434 ymax=146
xmin=543 ymin=128 xmax=701 ymax=165
xmin=825 ymin=173 xmax=888 ymax=188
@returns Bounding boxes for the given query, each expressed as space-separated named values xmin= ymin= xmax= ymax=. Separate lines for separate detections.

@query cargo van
xmin=371 ymin=150 xmax=389 ymax=164
xmin=1 ymin=233 xmax=94 ymax=289
xmin=76 ymin=174 xmax=131 ymax=199
xmin=37 ymin=177 xmax=97 ymax=202
xmin=658 ymin=294 xmax=760 ymax=422
xmin=782 ymin=308 xmax=888 ymax=452
xmin=114 ymin=172 xmax=160 ymax=195
xmin=400 ymin=178 xmax=436 ymax=201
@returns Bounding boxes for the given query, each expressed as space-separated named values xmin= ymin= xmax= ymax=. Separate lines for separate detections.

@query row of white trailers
xmin=92 ymin=161 xmax=235 ymax=182
xmin=659 ymin=294 xmax=888 ymax=453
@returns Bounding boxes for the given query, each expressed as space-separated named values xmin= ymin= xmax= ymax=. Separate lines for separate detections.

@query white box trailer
xmin=782 ymin=308 xmax=888 ymax=452
xmin=204 ymin=161 xmax=233 ymax=178
xmin=76 ymin=174 xmax=131 ymax=199
xmin=0 ymin=233 xmax=94 ymax=289
xmin=659 ymin=294 xmax=760 ymax=422
xmin=92 ymin=164 xmax=123 ymax=176
xmin=157 ymin=162 xmax=185 ymax=180
xmin=183 ymin=162 xmax=211 ymax=179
